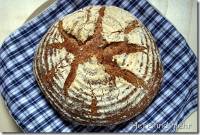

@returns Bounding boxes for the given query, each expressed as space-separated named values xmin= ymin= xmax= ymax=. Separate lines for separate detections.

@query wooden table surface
xmin=0 ymin=0 xmax=197 ymax=132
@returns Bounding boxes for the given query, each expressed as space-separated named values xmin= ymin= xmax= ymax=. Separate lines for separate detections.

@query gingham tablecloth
xmin=0 ymin=0 xmax=198 ymax=133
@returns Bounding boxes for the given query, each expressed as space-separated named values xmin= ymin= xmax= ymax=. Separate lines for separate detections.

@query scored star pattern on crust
xmin=43 ymin=7 xmax=149 ymax=99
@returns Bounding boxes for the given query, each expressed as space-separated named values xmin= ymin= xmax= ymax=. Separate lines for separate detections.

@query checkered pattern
xmin=0 ymin=0 xmax=197 ymax=133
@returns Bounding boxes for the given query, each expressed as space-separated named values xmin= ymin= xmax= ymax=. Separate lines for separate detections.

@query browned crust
xmin=124 ymin=20 xmax=140 ymax=34
xmin=33 ymin=6 xmax=163 ymax=126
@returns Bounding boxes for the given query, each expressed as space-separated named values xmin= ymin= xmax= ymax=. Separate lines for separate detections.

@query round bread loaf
xmin=34 ymin=5 xmax=163 ymax=125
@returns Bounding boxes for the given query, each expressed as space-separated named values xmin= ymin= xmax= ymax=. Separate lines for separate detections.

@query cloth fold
xmin=0 ymin=0 xmax=197 ymax=132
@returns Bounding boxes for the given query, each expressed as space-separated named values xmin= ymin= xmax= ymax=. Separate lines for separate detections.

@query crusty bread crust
xmin=33 ymin=6 xmax=163 ymax=125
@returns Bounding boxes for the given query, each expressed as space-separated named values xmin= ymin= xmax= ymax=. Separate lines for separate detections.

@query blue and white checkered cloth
xmin=0 ymin=0 xmax=198 ymax=133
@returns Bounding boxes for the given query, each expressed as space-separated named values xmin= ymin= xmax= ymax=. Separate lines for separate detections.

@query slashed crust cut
xmin=34 ymin=6 xmax=163 ymax=125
